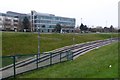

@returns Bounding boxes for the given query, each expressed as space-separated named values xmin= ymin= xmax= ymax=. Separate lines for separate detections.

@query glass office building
xmin=31 ymin=11 xmax=76 ymax=33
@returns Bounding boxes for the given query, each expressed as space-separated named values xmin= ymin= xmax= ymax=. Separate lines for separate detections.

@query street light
xmin=36 ymin=26 xmax=40 ymax=69
xmin=72 ymin=28 xmax=75 ymax=60
xmin=111 ymin=26 xmax=113 ymax=43
xmin=73 ymin=28 xmax=75 ymax=46
xmin=38 ymin=26 xmax=40 ymax=57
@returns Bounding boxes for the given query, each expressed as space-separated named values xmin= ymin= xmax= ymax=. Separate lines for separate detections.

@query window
xmin=42 ymin=25 xmax=45 ymax=28
xmin=34 ymin=16 xmax=37 ymax=19
xmin=14 ymin=20 xmax=18 ymax=22
xmin=5 ymin=19 xmax=11 ymax=22
xmin=34 ymin=20 xmax=37 ymax=23
xmin=35 ymin=25 xmax=37 ymax=27
xmin=48 ymin=29 xmax=49 ymax=32
xmin=14 ymin=16 xmax=19 ymax=18
xmin=14 ymin=24 xmax=18 ymax=26
xmin=55 ymin=17 xmax=60 ymax=20
xmin=34 ymin=20 xmax=40 ymax=23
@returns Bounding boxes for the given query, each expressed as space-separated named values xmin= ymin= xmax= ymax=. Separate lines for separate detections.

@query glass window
xmin=14 ymin=20 xmax=18 ymax=22
xmin=34 ymin=20 xmax=37 ymax=23
xmin=14 ymin=24 xmax=18 ymax=26
xmin=34 ymin=16 xmax=37 ymax=19
xmin=35 ymin=25 xmax=37 ymax=27
xmin=14 ymin=16 xmax=19 ymax=18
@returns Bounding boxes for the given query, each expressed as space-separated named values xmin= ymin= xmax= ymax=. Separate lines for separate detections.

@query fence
xmin=1 ymin=50 xmax=73 ymax=79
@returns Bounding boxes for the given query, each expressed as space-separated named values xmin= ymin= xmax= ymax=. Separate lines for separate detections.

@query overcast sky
xmin=0 ymin=0 xmax=119 ymax=28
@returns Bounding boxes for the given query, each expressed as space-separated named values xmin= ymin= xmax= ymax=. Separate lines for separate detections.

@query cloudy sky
xmin=0 ymin=0 xmax=119 ymax=28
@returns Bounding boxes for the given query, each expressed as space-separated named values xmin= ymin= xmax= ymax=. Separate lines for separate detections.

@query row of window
xmin=34 ymin=23 xmax=74 ymax=27
xmin=5 ymin=19 xmax=11 ymax=21
xmin=34 ymin=20 xmax=51 ymax=24
xmin=34 ymin=23 xmax=75 ymax=28
xmin=34 ymin=24 xmax=55 ymax=28
xmin=13 ymin=20 xmax=19 ymax=22
xmin=34 ymin=28 xmax=55 ymax=32
xmin=2 ymin=23 xmax=18 ymax=26
xmin=34 ymin=20 xmax=75 ymax=26
xmin=0 ymin=18 xmax=18 ymax=22
xmin=34 ymin=15 xmax=75 ymax=22
xmin=34 ymin=19 xmax=74 ymax=23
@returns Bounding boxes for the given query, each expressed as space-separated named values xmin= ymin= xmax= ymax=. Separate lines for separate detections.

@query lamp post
xmin=73 ymin=28 xmax=75 ymax=47
xmin=36 ymin=26 xmax=40 ymax=69
xmin=38 ymin=26 xmax=40 ymax=57
xmin=72 ymin=28 xmax=75 ymax=60
xmin=111 ymin=26 xmax=113 ymax=43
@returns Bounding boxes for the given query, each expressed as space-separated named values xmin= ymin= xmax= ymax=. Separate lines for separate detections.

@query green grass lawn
xmin=2 ymin=32 xmax=118 ymax=56
xmin=17 ymin=42 xmax=119 ymax=78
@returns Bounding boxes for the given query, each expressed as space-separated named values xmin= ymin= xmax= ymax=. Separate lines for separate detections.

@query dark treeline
xmin=79 ymin=23 xmax=119 ymax=33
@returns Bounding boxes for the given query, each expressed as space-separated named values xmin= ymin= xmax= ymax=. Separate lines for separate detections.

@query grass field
xmin=2 ymin=32 xmax=118 ymax=56
xmin=17 ymin=42 xmax=119 ymax=78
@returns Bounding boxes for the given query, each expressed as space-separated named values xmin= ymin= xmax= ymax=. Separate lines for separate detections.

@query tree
xmin=80 ymin=23 xmax=88 ymax=33
xmin=109 ymin=25 xmax=114 ymax=32
xmin=88 ymin=28 xmax=92 ymax=32
xmin=104 ymin=27 xmax=110 ymax=33
xmin=80 ymin=23 xmax=84 ymax=33
xmin=54 ymin=23 xmax=62 ymax=33
xmin=96 ymin=26 xmax=103 ymax=32
xmin=22 ymin=17 xmax=30 ymax=31
xmin=80 ymin=23 xmax=84 ymax=31
xmin=84 ymin=25 xmax=88 ymax=31
xmin=118 ymin=29 xmax=120 ymax=33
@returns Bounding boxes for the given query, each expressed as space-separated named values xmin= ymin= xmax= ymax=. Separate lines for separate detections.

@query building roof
xmin=7 ymin=11 xmax=27 ymax=16
xmin=32 ymin=10 xmax=55 ymax=16
xmin=31 ymin=10 xmax=75 ymax=19
xmin=0 ymin=12 xmax=15 ymax=17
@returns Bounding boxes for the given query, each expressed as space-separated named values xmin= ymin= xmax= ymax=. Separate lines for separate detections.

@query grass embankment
xmin=17 ymin=42 xmax=119 ymax=78
xmin=2 ymin=32 xmax=118 ymax=56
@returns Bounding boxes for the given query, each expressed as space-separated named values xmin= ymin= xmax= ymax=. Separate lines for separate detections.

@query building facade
xmin=0 ymin=11 xmax=76 ymax=33
xmin=7 ymin=11 xmax=31 ymax=31
xmin=0 ymin=13 xmax=19 ymax=31
xmin=31 ymin=11 xmax=76 ymax=33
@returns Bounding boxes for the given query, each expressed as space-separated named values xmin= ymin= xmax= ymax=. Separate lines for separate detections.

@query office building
xmin=7 ymin=11 xmax=31 ymax=31
xmin=0 ymin=10 xmax=76 ymax=33
xmin=0 ymin=13 xmax=19 ymax=31
xmin=31 ymin=11 xmax=76 ymax=33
